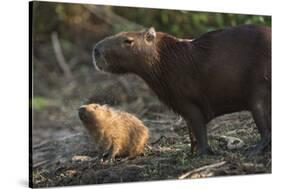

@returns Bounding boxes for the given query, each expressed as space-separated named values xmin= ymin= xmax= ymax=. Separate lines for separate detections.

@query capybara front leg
xmin=184 ymin=105 xmax=213 ymax=155
xmin=106 ymin=144 xmax=120 ymax=162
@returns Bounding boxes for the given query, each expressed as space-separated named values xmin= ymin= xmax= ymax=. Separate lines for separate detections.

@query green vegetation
xmin=113 ymin=7 xmax=271 ymax=37
xmin=33 ymin=1 xmax=271 ymax=43
xmin=31 ymin=96 xmax=57 ymax=110
xmin=31 ymin=96 xmax=48 ymax=110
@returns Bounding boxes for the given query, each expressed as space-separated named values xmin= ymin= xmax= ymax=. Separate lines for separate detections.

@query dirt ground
xmin=31 ymin=64 xmax=271 ymax=187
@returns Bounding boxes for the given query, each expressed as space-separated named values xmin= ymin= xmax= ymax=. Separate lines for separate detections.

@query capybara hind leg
xmin=250 ymin=89 xmax=271 ymax=154
xmin=184 ymin=105 xmax=213 ymax=155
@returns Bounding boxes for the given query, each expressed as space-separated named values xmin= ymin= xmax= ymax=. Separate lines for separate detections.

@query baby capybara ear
xmin=144 ymin=27 xmax=156 ymax=43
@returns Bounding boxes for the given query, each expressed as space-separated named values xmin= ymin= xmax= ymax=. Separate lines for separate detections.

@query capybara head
xmin=78 ymin=104 xmax=110 ymax=126
xmin=93 ymin=27 xmax=158 ymax=74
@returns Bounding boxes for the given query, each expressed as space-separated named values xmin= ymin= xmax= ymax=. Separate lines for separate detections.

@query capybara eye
xmin=123 ymin=38 xmax=134 ymax=45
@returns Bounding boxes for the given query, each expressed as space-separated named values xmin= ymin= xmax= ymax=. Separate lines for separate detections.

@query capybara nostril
xmin=94 ymin=47 xmax=101 ymax=58
xmin=78 ymin=107 xmax=87 ymax=118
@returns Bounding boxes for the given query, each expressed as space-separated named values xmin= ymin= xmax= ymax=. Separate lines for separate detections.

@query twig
xmin=138 ymin=107 xmax=149 ymax=117
xmin=150 ymin=135 xmax=168 ymax=145
xmin=33 ymin=141 xmax=50 ymax=149
xmin=143 ymin=119 xmax=174 ymax=124
xmin=118 ymin=77 xmax=133 ymax=95
xmin=51 ymin=32 xmax=73 ymax=81
xmin=242 ymin=163 xmax=265 ymax=169
xmin=146 ymin=112 xmax=175 ymax=118
xmin=84 ymin=5 xmax=143 ymax=30
xmin=178 ymin=161 xmax=227 ymax=179
xmin=33 ymin=160 xmax=51 ymax=168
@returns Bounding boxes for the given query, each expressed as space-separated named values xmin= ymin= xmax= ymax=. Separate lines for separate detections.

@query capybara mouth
xmin=94 ymin=58 xmax=108 ymax=72
xmin=92 ymin=48 xmax=108 ymax=72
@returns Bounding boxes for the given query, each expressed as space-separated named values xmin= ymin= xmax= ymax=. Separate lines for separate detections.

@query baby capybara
xmin=78 ymin=103 xmax=149 ymax=160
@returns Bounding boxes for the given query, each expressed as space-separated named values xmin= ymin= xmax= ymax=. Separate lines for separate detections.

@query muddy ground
xmin=31 ymin=64 xmax=271 ymax=187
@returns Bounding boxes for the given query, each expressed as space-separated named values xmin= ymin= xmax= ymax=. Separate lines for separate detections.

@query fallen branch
xmin=118 ymin=77 xmax=134 ymax=95
xmin=143 ymin=119 xmax=174 ymax=124
xmin=150 ymin=135 xmax=168 ymax=145
xmin=84 ymin=5 xmax=143 ymax=30
xmin=241 ymin=163 xmax=266 ymax=171
xmin=33 ymin=160 xmax=51 ymax=168
xmin=51 ymin=32 xmax=73 ymax=81
xmin=178 ymin=161 xmax=227 ymax=179
xmin=145 ymin=112 xmax=175 ymax=118
xmin=138 ymin=107 xmax=150 ymax=117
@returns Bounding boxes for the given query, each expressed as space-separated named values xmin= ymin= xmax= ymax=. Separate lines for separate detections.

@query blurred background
xmin=31 ymin=2 xmax=271 ymax=186
xmin=32 ymin=1 xmax=271 ymax=108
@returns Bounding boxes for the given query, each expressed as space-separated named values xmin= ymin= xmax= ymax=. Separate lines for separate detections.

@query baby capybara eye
xmin=91 ymin=105 xmax=98 ymax=110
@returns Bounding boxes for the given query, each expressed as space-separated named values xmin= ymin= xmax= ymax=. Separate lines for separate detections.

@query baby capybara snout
xmin=78 ymin=105 xmax=95 ymax=124
xmin=78 ymin=106 xmax=87 ymax=120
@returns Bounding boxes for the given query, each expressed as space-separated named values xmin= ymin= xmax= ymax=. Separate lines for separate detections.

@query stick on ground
xmin=178 ymin=161 xmax=227 ymax=179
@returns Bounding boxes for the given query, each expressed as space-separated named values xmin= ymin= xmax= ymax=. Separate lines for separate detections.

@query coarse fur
xmin=93 ymin=25 xmax=271 ymax=155
xmin=78 ymin=103 xmax=149 ymax=160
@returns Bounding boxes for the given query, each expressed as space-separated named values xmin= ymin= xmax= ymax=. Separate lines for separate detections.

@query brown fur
xmin=78 ymin=103 xmax=149 ymax=159
xmin=93 ymin=25 xmax=271 ymax=155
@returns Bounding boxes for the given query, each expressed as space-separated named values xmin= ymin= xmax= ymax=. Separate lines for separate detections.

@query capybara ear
xmin=145 ymin=27 xmax=156 ymax=43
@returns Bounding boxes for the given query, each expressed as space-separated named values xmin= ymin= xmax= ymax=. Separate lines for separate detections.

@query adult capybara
xmin=78 ymin=103 xmax=149 ymax=160
xmin=92 ymin=25 xmax=271 ymax=155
